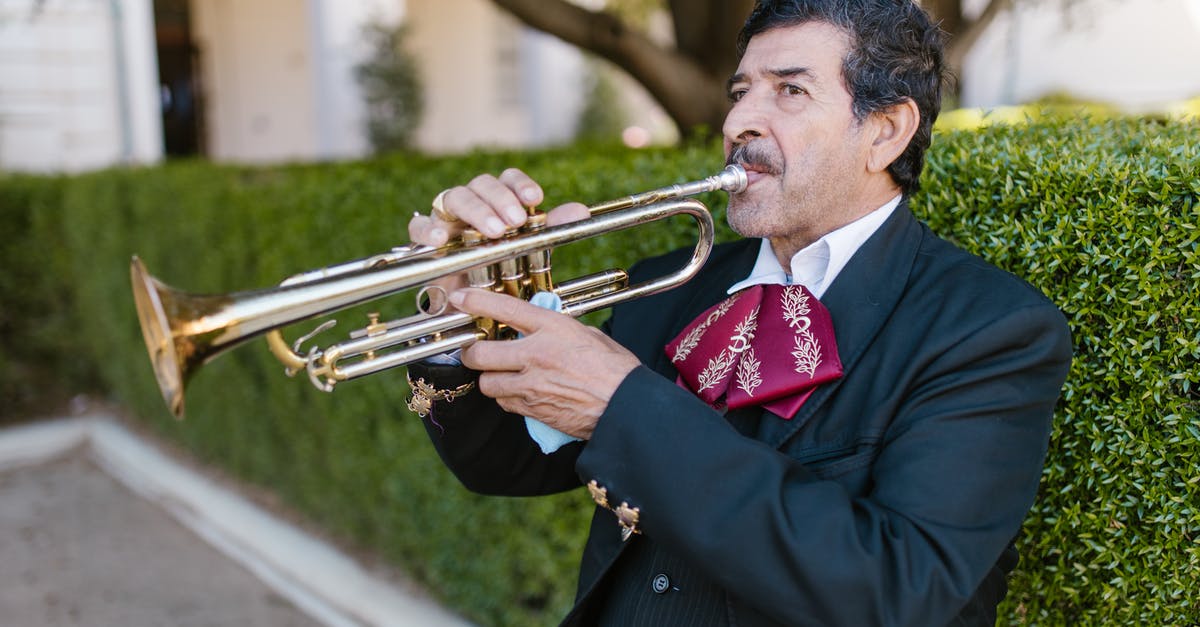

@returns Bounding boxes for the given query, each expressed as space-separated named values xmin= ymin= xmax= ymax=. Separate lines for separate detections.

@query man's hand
xmin=407 ymin=168 xmax=588 ymax=247
xmin=405 ymin=168 xmax=590 ymax=310
xmin=449 ymin=288 xmax=641 ymax=440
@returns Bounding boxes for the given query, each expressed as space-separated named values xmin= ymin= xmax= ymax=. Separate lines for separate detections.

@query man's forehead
xmin=733 ymin=21 xmax=850 ymax=80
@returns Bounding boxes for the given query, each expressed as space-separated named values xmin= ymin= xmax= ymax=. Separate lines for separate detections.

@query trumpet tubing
xmin=131 ymin=165 xmax=747 ymax=418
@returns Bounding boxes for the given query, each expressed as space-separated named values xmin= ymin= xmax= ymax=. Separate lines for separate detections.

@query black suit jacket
xmin=410 ymin=204 xmax=1073 ymax=626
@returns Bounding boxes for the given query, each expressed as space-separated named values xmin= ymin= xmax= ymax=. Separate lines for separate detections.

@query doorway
xmin=154 ymin=0 xmax=203 ymax=157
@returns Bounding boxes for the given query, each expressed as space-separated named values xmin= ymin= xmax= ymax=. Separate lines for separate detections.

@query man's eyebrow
xmin=769 ymin=66 xmax=815 ymax=80
xmin=726 ymin=67 xmax=816 ymax=91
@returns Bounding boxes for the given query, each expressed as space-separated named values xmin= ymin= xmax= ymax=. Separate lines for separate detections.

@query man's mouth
xmin=741 ymin=169 xmax=769 ymax=188
xmin=735 ymin=161 xmax=777 ymax=189
xmin=727 ymin=144 xmax=781 ymax=187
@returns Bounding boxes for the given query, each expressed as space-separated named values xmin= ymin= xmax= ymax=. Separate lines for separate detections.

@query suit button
xmin=652 ymin=573 xmax=671 ymax=594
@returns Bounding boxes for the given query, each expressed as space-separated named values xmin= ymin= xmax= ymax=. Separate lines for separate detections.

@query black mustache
xmin=726 ymin=143 xmax=782 ymax=175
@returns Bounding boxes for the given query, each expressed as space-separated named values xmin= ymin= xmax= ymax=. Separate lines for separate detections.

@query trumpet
xmin=131 ymin=165 xmax=748 ymax=418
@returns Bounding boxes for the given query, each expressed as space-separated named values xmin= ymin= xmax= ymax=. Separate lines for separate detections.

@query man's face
xmin=723 ymin=21 xmax=876 ymax=253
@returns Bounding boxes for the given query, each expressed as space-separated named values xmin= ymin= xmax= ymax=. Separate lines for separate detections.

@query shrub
xmin=0 ymin=116 xmax=1195 ymax=625
xmin=0 ymin=174 xmax=99 ymax=420
xmin=355 ymin=20 xmax=425 ymax=153
xmin=914 ymin=117 xmax=1199 ymax=625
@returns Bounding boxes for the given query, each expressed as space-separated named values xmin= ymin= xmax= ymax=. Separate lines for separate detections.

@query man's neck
xmin=769 ymin=183 xmax=903 ymax=265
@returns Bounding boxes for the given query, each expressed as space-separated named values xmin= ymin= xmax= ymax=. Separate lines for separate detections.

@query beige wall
xmin=0 ymin=0 xmax=675 ymax=172
xmin=406 ymin=0 xmax=676 ymax=154
xmin=191 ymin=0 xmax=317 ymax=162
xmin=407 ymin=0 xmax=547 ymax=153
xmin=0 ymin=0 xmax=161 ymax=172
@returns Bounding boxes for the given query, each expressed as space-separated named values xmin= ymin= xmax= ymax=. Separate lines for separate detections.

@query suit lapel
xmin=758 ymin=204 xmax=925 ymax=449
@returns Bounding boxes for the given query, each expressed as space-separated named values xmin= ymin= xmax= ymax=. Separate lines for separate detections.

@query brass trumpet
xmin=131 ymin=165 xmax=747 ymax=418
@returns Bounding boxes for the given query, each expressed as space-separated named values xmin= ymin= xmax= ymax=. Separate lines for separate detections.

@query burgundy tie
xmin=664 ymin=284 xmax=843 ymax=418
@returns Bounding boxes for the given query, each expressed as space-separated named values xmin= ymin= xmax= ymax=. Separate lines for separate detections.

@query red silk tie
xmin=665 ymin=284 xmax=843 ymax=418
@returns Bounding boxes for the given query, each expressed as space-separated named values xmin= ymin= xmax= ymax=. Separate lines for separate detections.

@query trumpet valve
xmin=462 ymin=229 xmax=498 ymax=290
xmin=522 ymin=214 xmax=554 ymax=293
xmin=499 ymin=258 xmax=526 ymax=298
xmin=366 ymin=312 xmax=388 ymax=336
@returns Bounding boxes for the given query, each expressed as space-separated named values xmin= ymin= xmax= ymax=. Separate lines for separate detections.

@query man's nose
xmin=723 ymin=96 xmax=767 ymax=145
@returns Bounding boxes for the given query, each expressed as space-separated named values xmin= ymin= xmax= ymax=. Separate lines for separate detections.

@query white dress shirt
xmin=726 ymin=195 xmax=902 ymax=298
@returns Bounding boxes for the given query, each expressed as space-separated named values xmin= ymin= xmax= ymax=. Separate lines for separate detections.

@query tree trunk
xmin=923 ymin=0 xmax=966 ymax=37
xmin=491 ymin=0 xmax=736 ymax=137
xmin=923 ymin=0 xmax=1012 ymax=95
xmin=667 ymin=0 xmax=755 ymax=82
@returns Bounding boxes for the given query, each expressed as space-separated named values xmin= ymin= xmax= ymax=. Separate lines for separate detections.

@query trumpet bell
xmin=132 ymin=256 xmax=188 ymax=417
xmin=132 ymin=256 xmax=243 ymax=418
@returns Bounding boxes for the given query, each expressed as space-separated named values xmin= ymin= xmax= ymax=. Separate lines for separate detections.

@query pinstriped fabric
xmin=594 ymin=537 xmax=727 ymax=626
xmin=580 ymin=407 xmax=761 ymax=626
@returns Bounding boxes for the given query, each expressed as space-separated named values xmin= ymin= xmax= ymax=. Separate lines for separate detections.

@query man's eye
xmin=728 ymin=88 xmax=750 ymax=103
xmin=782 ymin=84 xmax=807 ymax=96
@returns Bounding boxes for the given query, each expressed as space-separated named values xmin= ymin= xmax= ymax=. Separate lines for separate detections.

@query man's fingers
xmin=421 ymin=169 xmax=563 ymax=244
xmin=407 ymin=213 xmax=450 ymax=247
xmin=475 ymin=371 xmax=522 ymax=400
xmin=437 ymin=169 xmax=543 ymax=239
xmin=442 ymin=186 xmax=511 ymax=238
xmin=448 ymin=288 xmax=559 ymax=334
xmin=498 ymin=168 xmax=544 ymax=208
xmin=461 ymin=341 xmax=531 ymax=373
xmin=467 ymin=174 xmax=527 ymax=227
xmin=546 ymin=202 xmax=590 ymax=226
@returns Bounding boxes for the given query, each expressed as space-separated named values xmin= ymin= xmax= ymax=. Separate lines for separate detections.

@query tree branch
xmin=491 ymin=0 xmax=729 ymax=134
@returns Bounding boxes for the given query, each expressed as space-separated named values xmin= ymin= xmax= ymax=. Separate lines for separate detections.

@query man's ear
xmin=866 ymin=98 xmax=920 ymax=174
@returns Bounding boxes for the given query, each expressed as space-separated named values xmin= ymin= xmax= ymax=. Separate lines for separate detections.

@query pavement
xmin=0 ymin=412 xmax=474 ymax=627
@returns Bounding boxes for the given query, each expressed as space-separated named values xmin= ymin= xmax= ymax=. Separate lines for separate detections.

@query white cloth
xmin=522 ymin=291 xmax=583 ymax=454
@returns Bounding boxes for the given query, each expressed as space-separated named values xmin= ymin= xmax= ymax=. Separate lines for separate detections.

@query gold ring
xmin=406 ymin=374 xmax=475 ymax=418
xmin=430 ymin=190 xmax=460 ymax=223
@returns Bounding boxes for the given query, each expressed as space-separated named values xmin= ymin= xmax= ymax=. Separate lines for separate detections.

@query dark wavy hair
xmin=737 ymin=0 xmax=947 ymax=194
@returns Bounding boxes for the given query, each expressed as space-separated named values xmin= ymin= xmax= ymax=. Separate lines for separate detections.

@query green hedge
xmin=0 ymin=175 xmax=100 ymax=418
xmin=915 ymin=118 xmax=1200 ymax=624
xmin=0 ymin=117 xmax=1197 ymax=625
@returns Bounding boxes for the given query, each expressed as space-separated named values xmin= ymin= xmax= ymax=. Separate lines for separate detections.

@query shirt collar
xmin=727 ymin=194 xmax=902 ymax=298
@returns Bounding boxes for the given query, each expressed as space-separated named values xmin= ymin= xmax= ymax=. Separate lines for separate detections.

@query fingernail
xmin=485 ymin=217 xmax=506 ymax=236
xmin=505 ymin=205 xmax=526 ymax=224
xmin=521 ymin=188 xmax=539 ymax=204
xmin=449 ymin=290 xmax=465 ymax=306
xmin=431 ymin=227 xmax=447 ymax=241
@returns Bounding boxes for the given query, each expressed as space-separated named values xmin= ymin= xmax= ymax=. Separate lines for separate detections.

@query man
xmin=405 ymin=1 xmax=1072 ymax=625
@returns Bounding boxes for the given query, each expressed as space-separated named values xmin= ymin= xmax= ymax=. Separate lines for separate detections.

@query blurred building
xmin=961 ymin=0 xmax=1200 ymax=110
xmin=1 ymin=0 xmax=1198 ymax=173
xmin=0 ymin=0 xmax=607 ymax=172
xmin=0 ymin=0 xmax=162 ymax=171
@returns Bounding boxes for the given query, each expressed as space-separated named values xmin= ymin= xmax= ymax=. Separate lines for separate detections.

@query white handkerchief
xmin=523 ymin=291 xmax=583 ymax=454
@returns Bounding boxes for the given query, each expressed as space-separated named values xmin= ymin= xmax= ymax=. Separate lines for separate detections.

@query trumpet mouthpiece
xmin=718 ymin=164 xmax=749 ymax=194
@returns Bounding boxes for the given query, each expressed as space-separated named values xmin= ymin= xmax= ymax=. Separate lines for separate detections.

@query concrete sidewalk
xmin=0 ymin=414 xmax=473 ymax=627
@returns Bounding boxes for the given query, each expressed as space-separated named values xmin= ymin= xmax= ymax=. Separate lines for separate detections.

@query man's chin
xmin=726 ymin=204 xmax=768 ymax=239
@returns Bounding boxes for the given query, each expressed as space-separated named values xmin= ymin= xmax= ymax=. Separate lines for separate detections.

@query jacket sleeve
xmin=574 ymin=302 xmax=1072 ymax=626
xmin=407 ymin=361 xmax=585 ymax=496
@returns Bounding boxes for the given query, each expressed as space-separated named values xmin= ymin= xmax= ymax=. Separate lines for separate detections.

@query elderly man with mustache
xmin=404 ymin=1 xmax=1072 ymax=625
